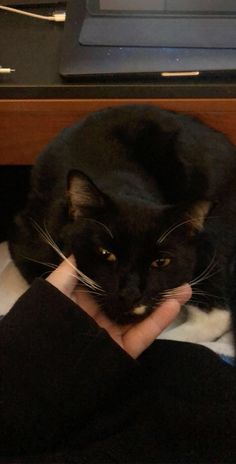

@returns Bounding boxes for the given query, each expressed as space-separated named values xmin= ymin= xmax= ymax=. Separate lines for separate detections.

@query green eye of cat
xmin=98 ymin=247 xmax=117 ymax=262
xmin=152 ymin=257 xmax=171 ymax=268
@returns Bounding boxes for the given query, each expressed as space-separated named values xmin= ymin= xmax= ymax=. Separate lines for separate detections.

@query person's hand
xmin=47 ymin=256 xmax=192 ymax=359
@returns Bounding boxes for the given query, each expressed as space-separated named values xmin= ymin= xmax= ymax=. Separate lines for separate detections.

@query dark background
xmin=0 ymin=167 xmax=31 ymax=243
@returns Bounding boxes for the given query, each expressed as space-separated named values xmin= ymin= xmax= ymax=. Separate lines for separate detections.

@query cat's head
xmin=60 ymin=170 xmax=211 ymax=324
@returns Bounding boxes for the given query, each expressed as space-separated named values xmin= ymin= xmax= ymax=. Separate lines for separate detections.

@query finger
xmin=122 ymin=284 xmax=191 ymax=358
xmin=46 ymin=255 xmax=77 ymax=297
xmin=166 ymin=283 xmax=192 ymax=305
xmin=75 ymin=287 xmax=101 ymax=318
xmin=122 ymin=298 xmax=181 ymax=359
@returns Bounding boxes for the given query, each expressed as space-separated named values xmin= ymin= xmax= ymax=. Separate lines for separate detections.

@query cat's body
xmin=9 ymin=105 xmax=236 ymax=341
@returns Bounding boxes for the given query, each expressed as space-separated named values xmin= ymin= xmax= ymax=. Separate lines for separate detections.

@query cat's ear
xmin=66 ymin=170 xmax=106 ymax=219
xmin=186 ymin=200 xmax=212 ymax=233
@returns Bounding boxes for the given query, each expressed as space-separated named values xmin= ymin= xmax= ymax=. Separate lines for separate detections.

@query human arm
xmin=1 ymin=258 xmax=191 ymax=457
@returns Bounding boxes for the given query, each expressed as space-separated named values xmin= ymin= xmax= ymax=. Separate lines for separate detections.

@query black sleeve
xmin=2 ymin=279 xmax=236 ymax=464
xmin=1 ymin=279 xmax=139 ymax=457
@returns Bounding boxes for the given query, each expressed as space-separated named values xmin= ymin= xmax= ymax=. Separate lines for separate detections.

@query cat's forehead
xmin=111 ymin=200 xmax=170 ymax=238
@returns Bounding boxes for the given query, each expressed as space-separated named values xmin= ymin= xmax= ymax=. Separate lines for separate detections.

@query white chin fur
xmin=132 ymin=305 xmax=147 ymax=315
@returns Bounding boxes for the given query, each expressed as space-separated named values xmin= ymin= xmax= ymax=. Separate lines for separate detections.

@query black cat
xmin=9 ymin=105 xmax=236 ymax=340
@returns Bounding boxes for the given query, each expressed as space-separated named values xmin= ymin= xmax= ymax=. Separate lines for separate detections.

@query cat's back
xmin=34 ymin=105 xmax=175 ymax=175
xmin=32 ymin=104 xmax=236 ymax=201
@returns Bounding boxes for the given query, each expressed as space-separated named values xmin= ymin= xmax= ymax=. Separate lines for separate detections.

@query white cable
xmin=0 ymin=67 xmax=15 ymax=74
xmin=0 ymin=5 xmax=66 ymax=22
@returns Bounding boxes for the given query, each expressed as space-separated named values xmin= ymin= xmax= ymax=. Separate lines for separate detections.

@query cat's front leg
xmin=158 ymin=305 xmax=231 ymax=343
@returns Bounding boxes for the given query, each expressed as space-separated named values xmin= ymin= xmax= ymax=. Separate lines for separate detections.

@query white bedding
xmin=0 ymin=241 xmax=29 ymax=316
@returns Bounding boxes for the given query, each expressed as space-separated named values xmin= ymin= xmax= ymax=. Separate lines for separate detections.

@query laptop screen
xmin=82 ymin=0 xmax=236 ymax=49
xmin=87 ymin=0 xmax=236 ymax=15
xmin=60 ymin=0 xmax=236 ymax=78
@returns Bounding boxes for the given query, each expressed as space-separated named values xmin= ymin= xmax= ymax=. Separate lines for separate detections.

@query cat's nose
xmin=119 ymin=286 xmax=142 ymax=307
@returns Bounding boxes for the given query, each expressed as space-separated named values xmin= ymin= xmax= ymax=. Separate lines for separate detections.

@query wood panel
xmin=1 ymin=98 xmax=236 ymax=164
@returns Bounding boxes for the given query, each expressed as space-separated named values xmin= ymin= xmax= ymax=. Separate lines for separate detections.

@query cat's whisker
xmin=40 ymin=270 xmax=57 ymax=278
xmin=189 ymin=290 xmax=224 ymax=305
xmin=186 ymin=299 xmax=209 ymax=306
xmin=152 ymin=255 xmax=222 ymax=307
xmin=84 ymin=218 xmax=114 ymax=239
xmin=22 ymin=255 xmax=58 ymax=271
xmin=162 ymin=282 xmax=222 ymax=299
xmin=74 ymin=288 xmax=106 ymax=297
xmin=157 ymin=219 xmax=194 ymax=245
xmin=31 ymin=219 xmax=105 ymax=295
xmin=161 ymin=292 xmax=181 ymax=300
xmin=157 ymin=214 xmax=220 ymax=246
xmin=190 ymin=267 xmax=216 ymax=286
xmin=161 ymin=285 xmax=189 ymax=299
xmin=190 ymin=291 xmax=213 ymax=299
xmin=160 ymin=292 xmax=211 ymax=308
xmin=41 ymin=222 xmax=105 ymax=293
xmin=189 ymin=252 xmax=218 ymax=286
xmin=190 ymin=268 xmax=222 ymax=287
xmin=191 ymin=289 xmax=223 ymax=300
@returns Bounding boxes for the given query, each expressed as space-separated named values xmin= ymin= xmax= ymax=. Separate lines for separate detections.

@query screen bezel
xmin=86 ymin=0 xmax=169 ymax=16
xmin=86 ymin=0 xmax=236 ymax=17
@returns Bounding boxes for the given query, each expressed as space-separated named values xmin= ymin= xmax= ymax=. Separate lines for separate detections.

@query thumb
xmin=46 ymin=256 xmax=78 ymax=298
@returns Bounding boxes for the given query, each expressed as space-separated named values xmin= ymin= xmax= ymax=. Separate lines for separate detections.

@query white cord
xmin=0 ymin=5 xmax=66 ymax=22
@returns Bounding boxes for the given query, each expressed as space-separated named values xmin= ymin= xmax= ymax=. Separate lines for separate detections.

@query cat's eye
xmin=98 ymin=247 xmax=117 ymax=262
xmin=152 ymin=257 xmax=171 ymax=268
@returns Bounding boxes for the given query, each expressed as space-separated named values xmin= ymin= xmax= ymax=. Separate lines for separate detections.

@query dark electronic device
xmin=2 ymin=1 xmax=65 ymax=4
xmin=60 ymin=0 xmax=236 ymax=79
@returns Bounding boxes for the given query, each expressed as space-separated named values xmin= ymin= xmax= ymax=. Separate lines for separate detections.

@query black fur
xmin=9 ymin=105 xmax=236 ymax=324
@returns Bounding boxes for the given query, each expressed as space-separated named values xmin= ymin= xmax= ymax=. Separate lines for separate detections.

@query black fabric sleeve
xmin=1 ymin=279 xmax=139 ymax=457
xmin=2 ymin=279 xmax=236 ymax=464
